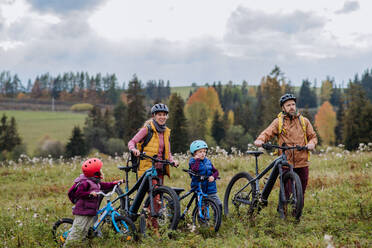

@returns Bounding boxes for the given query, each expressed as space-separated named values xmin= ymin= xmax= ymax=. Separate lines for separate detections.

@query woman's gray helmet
xmin=151 ymin=103 xmax=169 ymax=115
xmin=279 ymin=94 xmax=296 ymax=107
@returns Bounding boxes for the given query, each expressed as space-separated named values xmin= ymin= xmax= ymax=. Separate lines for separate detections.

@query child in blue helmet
xmin=189 ymin=140 xmax=222 ymax=212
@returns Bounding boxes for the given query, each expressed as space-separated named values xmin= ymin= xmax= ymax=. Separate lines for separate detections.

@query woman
xmin=128 ymin=103 xmax=179 ymax=231
xmin=128 ymin=103 xmax=179 ymax=182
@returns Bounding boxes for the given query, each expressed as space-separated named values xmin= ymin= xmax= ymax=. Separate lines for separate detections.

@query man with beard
xmin=254 ymin=93 xmax=317 ymax=209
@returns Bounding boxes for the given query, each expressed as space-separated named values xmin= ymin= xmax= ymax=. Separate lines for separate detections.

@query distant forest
xmin=1 ymin=65 xmax=372 ymax=159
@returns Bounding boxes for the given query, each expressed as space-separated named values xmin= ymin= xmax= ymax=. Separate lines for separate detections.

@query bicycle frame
xmin=179 ymin=170 xmax=211 ymax=220
xmin=235 ymin=146 xmax=298 ymax=208
xmin=114 ymin=153 xmax=173 ymax=219
xmin=94 ymin=185 xmax=130 ymax=233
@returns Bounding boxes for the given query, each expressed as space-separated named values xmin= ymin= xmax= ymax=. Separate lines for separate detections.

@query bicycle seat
xmin=172 ymin=187 xmax=185 ymax=195
xmin=246 ymin=151 xmax=264 ymax=157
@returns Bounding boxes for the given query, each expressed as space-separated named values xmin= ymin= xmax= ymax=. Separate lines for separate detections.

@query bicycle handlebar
xmin=262 ymin=143 xmax=308 ymax=151
xmin=139 ymin=152 xmax=176 ymax=167
xmin=182 ymin=169 xmax=220 ymax=181
xmin=96 ymin=183 xmax=121 ymax=198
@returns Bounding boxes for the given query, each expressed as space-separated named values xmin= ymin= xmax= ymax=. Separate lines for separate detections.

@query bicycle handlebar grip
xmin=296 ymin=145 xmax=308 ymax=151
xmin=262 ymin=143 xmax=272 ymax=150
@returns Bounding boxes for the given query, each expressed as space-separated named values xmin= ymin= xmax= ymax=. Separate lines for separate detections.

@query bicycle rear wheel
xmin=143 ymin=186 xmax=180 ymax=230
xmin=281 ymin=171 xmax=303 ymax=220
xmin=192 ymin=197 xmax=221 ymax=232
xmin=112 ymin=215 xmax=138 ymax=241
xmin=224 ymin=172 xmax=256 ymax=217
xmin=52 ymin=218 xmax=73 ymax=247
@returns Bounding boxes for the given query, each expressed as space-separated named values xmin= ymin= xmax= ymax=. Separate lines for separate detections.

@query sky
xmin=0 ymin=0 xmax=371 ymax=87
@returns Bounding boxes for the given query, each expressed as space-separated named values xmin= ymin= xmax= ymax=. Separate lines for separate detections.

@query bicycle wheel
xmin=143 ymin=186 xmax=180 ymax=230
xmin=224 ymin=172 xmax=256 ymax=217
xmin=52 ymin=218 xmax=73 ymax=247
xmin=281 ymin=171 xmax=303 ymax=220
xmin=192 ymin=197 xmax=221 ymax=232
xmin=111 ymin=215 xmax=137 ymax=241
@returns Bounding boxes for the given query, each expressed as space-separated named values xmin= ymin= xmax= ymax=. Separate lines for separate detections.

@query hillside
xmin=0 ymin=110 xmax=86 ymax=155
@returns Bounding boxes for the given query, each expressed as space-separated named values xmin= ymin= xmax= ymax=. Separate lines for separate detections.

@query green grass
xmin=0 ymin=110 xmax=86 ymax=155
xmin=171 ymin=86 xmax=195 ymax=100
xmin=0 ymin=150 xmax=371 ymax=247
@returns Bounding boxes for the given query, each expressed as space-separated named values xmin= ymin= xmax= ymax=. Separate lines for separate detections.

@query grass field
xmin=0 ymin=110 xmax=86 ymax=155
xmin=0 ymin=148 xmax=371 ymax=247
xmin=171 ymin=86 xmax=195 ymax=100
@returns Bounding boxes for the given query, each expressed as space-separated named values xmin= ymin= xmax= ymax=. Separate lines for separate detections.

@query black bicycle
xmin=224 ymin=143 xmax=305 ymax=220
xmin=113 ymin=153 xmax=180 ymax=233
xmin=173 ymin=169 xmax=221 ymax=232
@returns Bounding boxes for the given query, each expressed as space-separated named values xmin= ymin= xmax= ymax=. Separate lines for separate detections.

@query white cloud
xmin=0 ymin=0 xmax=372 ymax=86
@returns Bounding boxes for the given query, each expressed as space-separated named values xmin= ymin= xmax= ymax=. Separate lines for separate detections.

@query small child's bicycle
xmin=52 ymin=183 xmax=137 ymax=247
xmin=173 ymin=169 xmax=221 ymax=232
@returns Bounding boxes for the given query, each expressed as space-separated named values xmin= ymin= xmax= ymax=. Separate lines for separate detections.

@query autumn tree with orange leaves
xmin=186 ymin=87 xmax=223 ymax=118
xmin=315 ymin=101 xmax=336 ymax=145
xmin=185 ymin=87 xmax=224 ymax=142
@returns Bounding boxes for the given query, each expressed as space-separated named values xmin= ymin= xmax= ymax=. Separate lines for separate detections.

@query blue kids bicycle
xmin=52 ymin=183 xmax=137 ymax=247
xmin=173 ymin=169 xmax=221 ymax=232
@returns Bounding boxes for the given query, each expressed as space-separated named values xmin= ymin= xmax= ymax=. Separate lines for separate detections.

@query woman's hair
xmin=138 ymin=119 xmax=152 ymax=131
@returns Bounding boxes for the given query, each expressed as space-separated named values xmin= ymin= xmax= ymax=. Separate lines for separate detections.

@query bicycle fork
xmin=197 ymin=194 xmax=210 ymax=220
xmin=277 ymin=163 xmax=297 ymax=218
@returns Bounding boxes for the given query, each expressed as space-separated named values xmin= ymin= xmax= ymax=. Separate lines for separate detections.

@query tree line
xmin=0 ymin=71 xmax=171 ymax=105
xmin=2 ymin=67 xmax=372 ymax=159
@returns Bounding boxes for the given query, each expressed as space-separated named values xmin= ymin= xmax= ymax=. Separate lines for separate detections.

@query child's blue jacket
xmin=189 ymin=157 xmax=219 ymax=194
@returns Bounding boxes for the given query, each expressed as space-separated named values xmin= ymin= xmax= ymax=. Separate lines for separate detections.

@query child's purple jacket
xmin=69 ymin=174 xmax=116 ymax=216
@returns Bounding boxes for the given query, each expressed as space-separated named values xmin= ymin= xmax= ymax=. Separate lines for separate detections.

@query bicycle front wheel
xmin=112 ymin=215 xmax=137 ymax=241
xmin=52 ymin=218 xmax=73 ymax=247
xmin=224 ymin=172 xmax=256 ymax=217
xmin=143 ymin=186 xmax=180 ymax=230
xmin=192 ymin=197 xmax=221 ymax=232
xmin=281 ymin=171 xmax=303 ymax=220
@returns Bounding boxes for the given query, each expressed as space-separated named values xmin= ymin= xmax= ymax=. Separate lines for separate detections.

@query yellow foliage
xmin=315 ymin=101 xmax=336 ymax=145
xmin=70 ymin=103 xmax=94 ymax=112
xmin=16 ymin=92 xmax=28 ymax=99
xmin=320 ymin=80 xmax=333 ymax=104
xmin=227 ymin=110 xmax=234 ymax=126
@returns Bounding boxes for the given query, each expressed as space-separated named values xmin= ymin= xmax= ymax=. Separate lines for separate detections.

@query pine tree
xmin=260 ymin=72 xmax=283 ymax=127
xmin=83 ymin=105 xmax=107 ymax=152
xmin=361 ymin=69 xmax=372 ymax=102
xmin=343 ymin=81 xmax=372 ymax=150
xmin=103 ymin=108 xmax=115 ymax=139
xmin=0 ymin=114 xmax=22 ymax=152
xmin=297 ymin=79 xmax=317 ymax=108
xmin=211 ymin=110 xmax=225 ymax=145
xmin=65 ymin=126 xmax=87 ymax=157
xmin=113 ymin=101 xmax=128 ymax=139
xmin=334 ymin=96 xmax=344 ymax=145
xmin=167 ymin=93 xmax=189 ymax=153
xmin=126 ymin=75 xmax=146 ymax=140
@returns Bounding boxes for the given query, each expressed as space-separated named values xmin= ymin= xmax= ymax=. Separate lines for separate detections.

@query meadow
xmin=0 ymin=147 xmax=371 ymax=247
xmin=0 ymin=110 xmax=86 ymax=155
